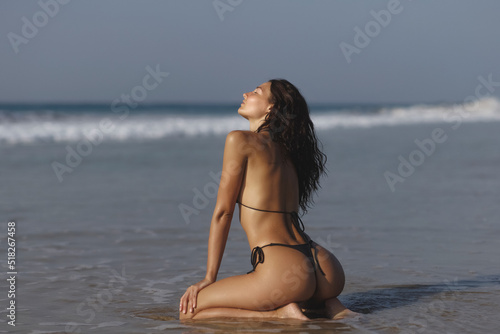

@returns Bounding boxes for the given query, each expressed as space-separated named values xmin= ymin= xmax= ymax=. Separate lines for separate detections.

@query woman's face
xmin=238 ymin=82 xmax=273 ymax=120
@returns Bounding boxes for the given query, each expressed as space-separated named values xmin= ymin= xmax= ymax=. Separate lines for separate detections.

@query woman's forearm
xmin=205 ymin=209 xmax=233 ymax=282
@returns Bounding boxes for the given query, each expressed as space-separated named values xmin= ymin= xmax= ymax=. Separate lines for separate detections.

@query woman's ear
xmin=266 ymin=104 xmax=273 ymax=113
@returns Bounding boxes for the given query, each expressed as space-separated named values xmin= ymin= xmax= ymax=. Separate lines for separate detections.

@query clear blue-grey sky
xmin=1 ymin=0 xmax=499 ymax=104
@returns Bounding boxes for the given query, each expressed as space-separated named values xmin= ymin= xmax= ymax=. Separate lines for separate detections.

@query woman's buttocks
xmin=251 ymin=245 xmax=317 ymax=302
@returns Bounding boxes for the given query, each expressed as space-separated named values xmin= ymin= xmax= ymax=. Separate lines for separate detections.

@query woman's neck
xmin=249 ymin=115 xmax=267 ymax=132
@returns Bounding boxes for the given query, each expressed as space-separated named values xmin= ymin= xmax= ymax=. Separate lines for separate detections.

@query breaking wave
xmin=1 ymin=97 xmax=499 ymax=145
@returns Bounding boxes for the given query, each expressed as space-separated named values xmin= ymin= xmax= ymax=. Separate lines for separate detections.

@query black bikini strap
xmin=240 ymin=201 xmax=325 ymax=276
xmin=238 ymin=201 xmax=294 ymax=215
xmin=309 ymin=240 xmax=326 ymax=276
xmin=289 ymin=212 xmax=306 ymax=236
xmin=248 ymin=242 xmax=326 ymax=276
xmin=238 ymin=201 xmax=309 ymax=244
xmin=247 ymin=245 xmax=268 ymax=274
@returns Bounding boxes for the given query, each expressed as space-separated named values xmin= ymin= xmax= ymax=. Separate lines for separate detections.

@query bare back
xmin=237 ymin=131 xmax=307 ymax=249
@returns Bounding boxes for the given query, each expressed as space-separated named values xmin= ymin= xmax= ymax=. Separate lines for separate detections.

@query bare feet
xmin=325 ymin=298 xmax=360 ymax=320
xmin=276 ymin=303 xmax=310 ymax=321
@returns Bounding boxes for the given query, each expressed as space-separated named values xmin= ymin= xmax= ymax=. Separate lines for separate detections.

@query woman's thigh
xmin=193 ymin=246 xmax=317 ymax=314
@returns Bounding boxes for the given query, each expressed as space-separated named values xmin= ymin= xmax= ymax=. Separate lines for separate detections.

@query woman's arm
xmin=180 ymin=131 xmax=248 ymax=314
xmin=205 ymin=131 xmax=247 ymax=281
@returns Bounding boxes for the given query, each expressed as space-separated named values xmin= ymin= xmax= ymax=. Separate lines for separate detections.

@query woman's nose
xmin=243 ymin=93 xmax=247 ymax=99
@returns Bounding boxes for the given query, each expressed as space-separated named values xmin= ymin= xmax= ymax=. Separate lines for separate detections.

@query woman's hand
xmin=179 ymin=277 xmax=214 ymax=314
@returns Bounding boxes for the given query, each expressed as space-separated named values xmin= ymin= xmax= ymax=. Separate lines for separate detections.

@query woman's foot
xmin=276 ymin=303 xmax=310 ymax=320
xmin=325 ymin=298 xmax=360 ymax=320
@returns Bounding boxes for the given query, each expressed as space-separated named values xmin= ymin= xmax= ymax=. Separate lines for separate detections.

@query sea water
xmin=1 ymin=98 xmax=499 ymax=333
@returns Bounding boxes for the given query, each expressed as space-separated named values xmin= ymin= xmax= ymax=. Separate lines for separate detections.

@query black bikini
xmin=238 ymin=201 xmax=326 ymax=276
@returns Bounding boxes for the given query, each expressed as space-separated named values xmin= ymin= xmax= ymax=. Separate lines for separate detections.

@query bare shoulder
xmin=226 ymin=130 xmax=253 ymax=140
xmin=225 ymin=130 xmax=268 ymax=157
xmin=225 ymin=130 xmax=255 ymax=145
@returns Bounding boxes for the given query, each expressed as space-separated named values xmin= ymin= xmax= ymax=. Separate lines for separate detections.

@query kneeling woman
xmin=179 ymin=79 xmax=353 ymax=320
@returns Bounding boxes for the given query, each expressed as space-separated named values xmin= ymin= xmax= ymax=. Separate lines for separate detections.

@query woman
xmin=179 ymin=79 xmax=354 ymax=320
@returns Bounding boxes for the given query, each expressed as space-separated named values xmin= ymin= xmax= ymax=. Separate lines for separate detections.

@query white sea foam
xmin=1 ymin=97 xmax=499 ymax=145
xmin=313 ymin=97 xmax=500 ymax=129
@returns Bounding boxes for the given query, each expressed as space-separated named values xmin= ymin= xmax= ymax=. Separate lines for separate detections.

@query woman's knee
xmin=179 ymin=300 xmax=203 ymax=320
xmin=179 ymin=309 xmax=194 ymax=320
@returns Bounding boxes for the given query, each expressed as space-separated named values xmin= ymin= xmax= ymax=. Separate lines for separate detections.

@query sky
xmin=1 ymin=0 xmax=500 ymax=105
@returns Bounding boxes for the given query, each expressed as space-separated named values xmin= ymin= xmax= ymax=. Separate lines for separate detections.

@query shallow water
xmin=1 ymin=120 xmax=499 ymax=333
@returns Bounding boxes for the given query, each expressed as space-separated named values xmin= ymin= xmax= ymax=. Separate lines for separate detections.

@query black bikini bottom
xmin=247 ymin=241 xmax=325 ymax=275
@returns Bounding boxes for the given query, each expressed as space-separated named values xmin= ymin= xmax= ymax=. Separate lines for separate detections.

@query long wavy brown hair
xmin=256 ymin=79 xmax=327 ymax=213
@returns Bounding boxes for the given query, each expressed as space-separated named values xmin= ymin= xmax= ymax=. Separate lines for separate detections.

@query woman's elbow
xmin=213 ymin=207 xmax=234 ymax=225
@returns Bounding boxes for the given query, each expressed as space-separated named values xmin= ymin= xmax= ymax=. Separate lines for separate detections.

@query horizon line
xmin=0 ymin=99 xmax=475 ymax=109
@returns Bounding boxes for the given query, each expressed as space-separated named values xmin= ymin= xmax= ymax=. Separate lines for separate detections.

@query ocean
xmin=1 ymin=98 xmax=499 ymax=333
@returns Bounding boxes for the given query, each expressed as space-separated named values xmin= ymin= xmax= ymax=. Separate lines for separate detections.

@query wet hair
xmin=257 ymin=79 xmax=327 ymax=213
